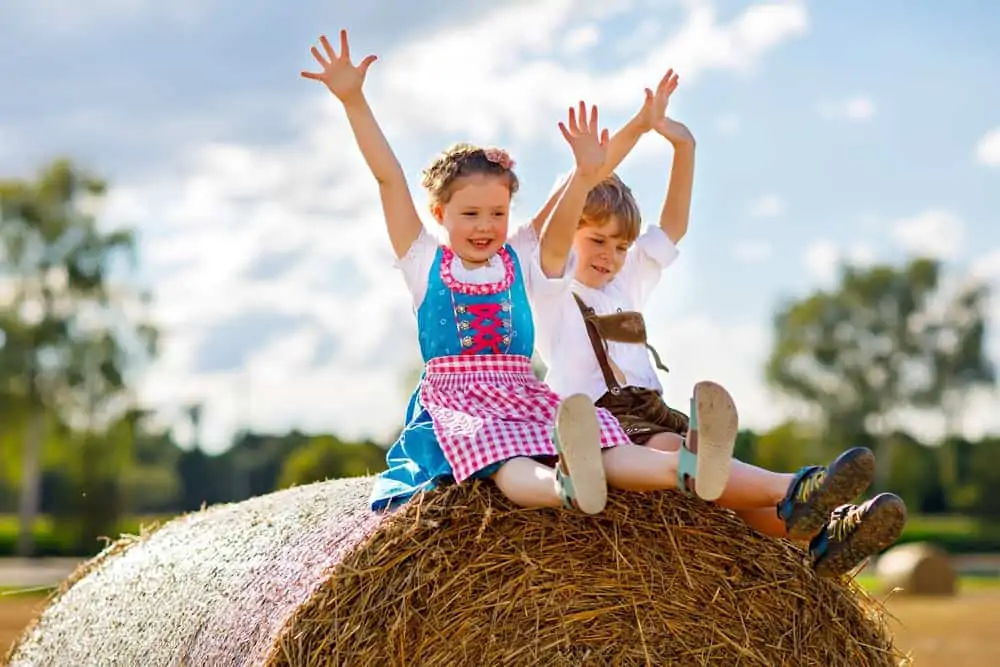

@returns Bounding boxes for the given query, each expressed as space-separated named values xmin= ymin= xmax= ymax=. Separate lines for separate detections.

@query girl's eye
xmin=592 ymin=238 xmax=604 ymax=245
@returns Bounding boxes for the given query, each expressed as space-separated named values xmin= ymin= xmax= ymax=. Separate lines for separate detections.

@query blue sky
xmin=1 ymin=0 xmax=997 ymax=452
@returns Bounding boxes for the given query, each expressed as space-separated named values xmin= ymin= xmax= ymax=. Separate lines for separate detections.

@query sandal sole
xmin=691 ymin=381 xmax=738 ymax=501
xmin=554 ymin=394 xmax=608 ymax=515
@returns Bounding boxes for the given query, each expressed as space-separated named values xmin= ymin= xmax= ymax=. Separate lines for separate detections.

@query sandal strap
xmin=677 ymin=442 xmax=697 ymax=496
xmin=555 ymin=466 xmax=577 ymax=510
xmin=677 ymin=394 xmax=698 ymax=495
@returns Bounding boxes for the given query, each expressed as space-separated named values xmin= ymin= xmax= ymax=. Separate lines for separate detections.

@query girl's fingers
xmin=558 ymin=121 xmax=573 ymax=143
xmin=311 ymin=46 xmax=330 ymax=68
xmin=320 ymin=35 xmax=337 ymax=61
xmin=339 ymin=29 xmax=350 ymax=60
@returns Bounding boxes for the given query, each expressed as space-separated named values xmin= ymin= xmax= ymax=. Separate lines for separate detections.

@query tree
xmin=0 ymin=159 xmax=158 ymax=555
xmin=277 ymin=435 xmax=388 ymax=489
xmin=765 ymin=258 xmax=994 ymax=486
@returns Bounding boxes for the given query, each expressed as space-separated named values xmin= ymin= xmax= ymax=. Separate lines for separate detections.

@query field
xmin=2 ymin=583 xmax=1000 ymax=665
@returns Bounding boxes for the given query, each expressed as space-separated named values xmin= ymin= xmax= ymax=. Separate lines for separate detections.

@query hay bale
xmin=6 ymin=477 xmax=903 ymax=667
xmin=876 ymin=541 xmax=957 ymax=596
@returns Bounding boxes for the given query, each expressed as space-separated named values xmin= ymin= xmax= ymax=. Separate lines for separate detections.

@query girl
xmin=301 ymin=30 xmax=739 ymax=516
xmin=532 ymin=74 xmax=908 ymax=576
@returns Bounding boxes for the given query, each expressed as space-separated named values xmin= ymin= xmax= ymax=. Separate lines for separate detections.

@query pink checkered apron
xmin=419 ymin=353 xmax=631 ymax=482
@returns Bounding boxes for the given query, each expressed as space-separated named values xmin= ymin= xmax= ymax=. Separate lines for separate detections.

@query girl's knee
xmin=646 ymin=432 xmax=683 ymax=452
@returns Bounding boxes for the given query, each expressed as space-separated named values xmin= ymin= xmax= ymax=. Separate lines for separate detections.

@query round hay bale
xmin=876 ymin=541 xmax=957 ymax=596
xmin=6 ymin=477 xmax=903 ymax=667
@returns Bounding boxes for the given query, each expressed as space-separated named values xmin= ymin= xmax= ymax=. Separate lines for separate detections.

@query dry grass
xmin=5 ymin=476 xmax=902 ymax=666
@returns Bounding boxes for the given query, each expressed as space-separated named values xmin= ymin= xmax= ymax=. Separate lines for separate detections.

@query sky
xmin=1 ymin=0 xmax=997 ymax=453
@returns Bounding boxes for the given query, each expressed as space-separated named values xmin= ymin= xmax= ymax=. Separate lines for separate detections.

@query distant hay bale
xmin=876 ymin=541 xmax=957 ymax=597
xmin=5 ymin=477 xmax=903 ymax=667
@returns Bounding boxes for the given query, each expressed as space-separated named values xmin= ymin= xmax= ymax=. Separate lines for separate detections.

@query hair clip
xmin=483 ymin=147 xmax=515 ymax=170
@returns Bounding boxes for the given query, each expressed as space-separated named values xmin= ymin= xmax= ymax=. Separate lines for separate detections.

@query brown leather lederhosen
xmin=573 ymin=293 xmax=689 ymax=444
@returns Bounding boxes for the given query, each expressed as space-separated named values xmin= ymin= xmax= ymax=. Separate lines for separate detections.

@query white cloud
xmin=803 ymin=239 xmax=840 ymax=284
xmin=975 ymin=127 xmax=1000 ymax=167
xmin=818 ymin=95 xmax=876 ymax=122
xmin=93 ymin=0 xmax=810 ymax=451
xmin=5 ymin=0 xmax=212 ymax=34
xmin=562 ymin=24 xmax=601 ymax=55
xmin=732 ymin=240 xmax=773 ymax=262
xmin=891 ymin=209 xmax=965 ymax=260
xmin=803 ymin=238 xmax=876 ymax=284
xmin=748 ymin=193 xmax=786 ymax=218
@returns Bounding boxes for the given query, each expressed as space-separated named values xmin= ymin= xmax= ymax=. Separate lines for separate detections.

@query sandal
xmin=552 ymin=394 xmax=608 ymax=515
xmin=678 ymin=381 xmax=738 ymax=501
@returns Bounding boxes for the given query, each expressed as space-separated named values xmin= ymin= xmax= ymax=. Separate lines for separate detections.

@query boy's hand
xmin=558 ymin=101 xmax=610 ymax=180
xmin=656 ymin=117 xmax=696 ymax=148
xmin=301 ymin=29 xmax=378 ymax=104
xmin=635 ymin=69 xmax=679 ymax=133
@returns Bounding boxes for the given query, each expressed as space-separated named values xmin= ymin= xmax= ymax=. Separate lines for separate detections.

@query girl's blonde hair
xmin=420 ymin=143 xmax=520 ymax=205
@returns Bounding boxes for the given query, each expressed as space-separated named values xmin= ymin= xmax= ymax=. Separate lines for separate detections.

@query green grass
xmin=0 ymin=586 xmax=54 ymax=599
xmin=853 ymin=573 xmax=1000 ymax=593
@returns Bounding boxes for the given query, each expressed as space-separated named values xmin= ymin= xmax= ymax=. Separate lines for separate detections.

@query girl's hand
xmin=558 ymin=101 xmax=610 ymax=180
xmin=656 ymin=117 xmax=696 ymax=148
xmin=300 ymin=30 xmax=377 ymax=103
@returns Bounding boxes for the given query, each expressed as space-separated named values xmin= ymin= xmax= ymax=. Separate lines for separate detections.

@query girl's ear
xmin=430 ymin=202 xmax=445 ymax=224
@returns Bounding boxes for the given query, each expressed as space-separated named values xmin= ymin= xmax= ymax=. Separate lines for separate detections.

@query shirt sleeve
xmin=615 ymin=226 xmax=680 ymax=308
xmin=394 ymin=227 xmax=440 ymax=308
xmin=507 ymin=223 xmax=578 ymax=301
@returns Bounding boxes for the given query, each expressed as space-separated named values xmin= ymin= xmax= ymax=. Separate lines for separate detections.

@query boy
xmin=529 ymin=74 xmax=907 ymax=578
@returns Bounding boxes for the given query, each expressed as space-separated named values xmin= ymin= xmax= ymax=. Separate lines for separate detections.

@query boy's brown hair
xmin=580 ymin=173 xmax=641 ymax=242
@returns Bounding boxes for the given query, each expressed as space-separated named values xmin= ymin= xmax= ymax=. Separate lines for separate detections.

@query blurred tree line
xmin=1 ymin=159 xmax=998 ymax=558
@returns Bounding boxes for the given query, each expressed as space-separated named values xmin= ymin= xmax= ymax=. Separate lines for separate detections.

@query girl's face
xmin=572 ymin=217 xmax=631 ymax=289
xmin=432 ymin=174 xmax=511 ymax=267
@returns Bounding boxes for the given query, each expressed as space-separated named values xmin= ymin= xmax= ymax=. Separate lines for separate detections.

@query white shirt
xmin=396 ymin=224 xmax=572 ymax=309
xmin=533 ymin=225 xmax=680 ymax=401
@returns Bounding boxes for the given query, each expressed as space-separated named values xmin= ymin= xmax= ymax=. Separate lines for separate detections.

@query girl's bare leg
xmin=491 ymin=457 xmax=562 ymax=508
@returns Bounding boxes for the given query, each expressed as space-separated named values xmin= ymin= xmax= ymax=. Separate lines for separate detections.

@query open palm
xmin=558 ymin=101 xmax=610 ymax=177
xmin=644 ymin=69 xmax=679 ymax=130
xmin=300 ymin=30 xmax=377 ymax=102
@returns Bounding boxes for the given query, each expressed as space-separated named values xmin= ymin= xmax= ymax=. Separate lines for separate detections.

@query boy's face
xmin=572 ymin=216 xmax=632 ymax=289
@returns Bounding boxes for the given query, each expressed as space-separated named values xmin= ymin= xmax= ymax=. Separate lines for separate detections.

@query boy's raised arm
xmin=536 ymin=102 xmax=610 ymax=278
xmin=653 ymin=119 xmax=696 ymax=244
xmin=530 ymin=70 xmax=679 ymax=235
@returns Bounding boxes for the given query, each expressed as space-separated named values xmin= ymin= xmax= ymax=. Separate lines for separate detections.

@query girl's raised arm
xmin=302 ymin=30 xmax=423 ymax=258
